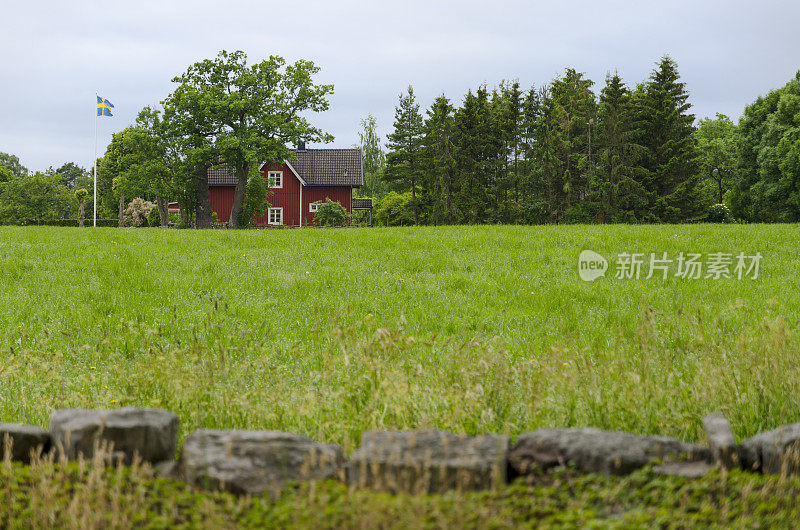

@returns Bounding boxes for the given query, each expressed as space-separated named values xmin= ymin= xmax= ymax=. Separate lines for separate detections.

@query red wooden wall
xmin=209 ymin=162 xmax=353 ymax=226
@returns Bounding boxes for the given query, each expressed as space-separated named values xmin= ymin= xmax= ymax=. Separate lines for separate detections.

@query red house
xmin=209 ymin=146 xmax=367 ymax=227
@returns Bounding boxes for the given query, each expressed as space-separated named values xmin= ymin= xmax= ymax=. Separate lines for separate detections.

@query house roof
xmin=207 ymin=148 xmax=363 ymax=187
xmin=351 ymin=198 xmax=374 ymax=209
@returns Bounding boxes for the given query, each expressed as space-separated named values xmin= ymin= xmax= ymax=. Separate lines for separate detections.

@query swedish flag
xmin=97 ymin=96 xmax=114 ymax=117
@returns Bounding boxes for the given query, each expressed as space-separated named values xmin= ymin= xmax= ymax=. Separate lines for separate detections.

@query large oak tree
xmin=162 ymin=50 xmax=333 ymax=228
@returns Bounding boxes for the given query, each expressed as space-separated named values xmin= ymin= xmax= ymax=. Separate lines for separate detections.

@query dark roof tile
xmin=207 ymin=148 xmax=363 ymax=187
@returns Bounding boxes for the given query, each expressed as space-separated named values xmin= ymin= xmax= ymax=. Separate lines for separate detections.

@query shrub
xmin=314 ymin=199 xmax=349 ymax=227
xmin=374 ymin=191 xmax=414 ymax=226
xmin=147 ymin=206 xmax=161 ymax=227
xmin=123 ymin=198 xmax=155 ymax=227
xmin=238 ymin=166 xmax=270 ymax=228
xmin=707 ymin=203 xmax=734 ymax=223
xmin=0 ymin=219 xmax=119 ymax=227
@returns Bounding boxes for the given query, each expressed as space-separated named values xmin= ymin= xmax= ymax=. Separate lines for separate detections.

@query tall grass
xmin=0 ymin=225 xmax=798 ymax=445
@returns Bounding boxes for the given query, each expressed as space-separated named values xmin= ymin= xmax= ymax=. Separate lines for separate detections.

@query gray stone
xmin=0 ymin=423 xmax=50 ymax=463
xmin=653 ymin=461 xmax=714 ymax=479
xmin=181 ymin=430 xmax=344 ymax=495
xmin=49 ymin=408 xmax=178 ymax=464
xmin=702 ymin=413 xmax=740 ymax=469
xmin=509 ymin=428 xmax=710 ymax=476
xmin=741 ymin=423 xmax=800 ymax=474
xmin=347 ymin=430 xmax=509 ymax=494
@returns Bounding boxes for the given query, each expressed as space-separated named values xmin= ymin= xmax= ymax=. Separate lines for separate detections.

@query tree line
xmin=363 ymin=57 xmax=800 ymax=225
xmin=2 ymin=54 xmax=798 ymax=227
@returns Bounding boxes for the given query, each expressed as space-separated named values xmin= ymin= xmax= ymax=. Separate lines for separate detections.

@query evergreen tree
xmin=518 ymin=86 xmax=549 ymax=223
xmin=385 ymin=86 xmax=425 ymax=225
xmin=422 ymin=95 xmax=456 ymax=224
xmin=533 ymin=69 xmax=596 ymax=222
xmin=453 ymin=89 xmax=490 ymax=223
xmin=636 ymin=56 xmax=701 ymax=221
xmin=592 ymin=73 xmax=648 ymax=222
xmin=496 ymin=81 xmax=524 ymax=220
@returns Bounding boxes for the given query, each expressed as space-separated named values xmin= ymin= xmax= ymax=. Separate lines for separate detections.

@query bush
xmin=123 ymin=198 xmax=155 ymax=227
xmin=374 ymin=191 xmax=414 ymax=226
xmin=0 ymin=219 xmax=119 ymax=227
xmin=314 ymin=199 xmax=349 ymax=227
xmin=706 ymin=203 xmax=734 ymax=223
xmin=147 ymin=207 xmax=161 ymax=227
xmin=238 ymin=166 xmax=270 ymax=228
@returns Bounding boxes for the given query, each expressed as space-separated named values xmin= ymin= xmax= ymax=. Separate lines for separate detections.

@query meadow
xmin=1 ymin=224 xmax=798 ymax=449
xmin=2 ymin=223 xmax=800 ymax=527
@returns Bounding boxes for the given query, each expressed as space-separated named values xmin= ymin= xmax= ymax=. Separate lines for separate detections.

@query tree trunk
xmin=78 ymin=201 xmax=85 ymax=227
xmin=155 ymin=195 xmax=169 ymax=227
xmin=228 ymin=163 xmax=248 ymax=229
xmin=195 ymin=164 xmax=212 ymax=229
xmin=118 ymin=195 xmax=125 ymax=227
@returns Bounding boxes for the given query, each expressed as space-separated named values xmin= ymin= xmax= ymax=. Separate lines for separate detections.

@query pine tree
xmin=637 ymin=56 xmax=701 ymax=221
xmin=494 ymin=81 xmax=524 ymax=221
xmin=386 ymin=86 xmax=425 ymax=225
xmin=533 ymin=69 xmax=596 ymax=222
xmin=592 ymin=73 xmax=648 ymax=222
xmin=422 ymin=95 xmax=456 ymax=224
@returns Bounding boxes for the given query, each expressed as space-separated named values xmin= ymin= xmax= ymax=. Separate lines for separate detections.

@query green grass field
xmin=2 ymin=224 xmax=800 ymax=527
xmin=1 ymin=224 xmax=798 ymax=447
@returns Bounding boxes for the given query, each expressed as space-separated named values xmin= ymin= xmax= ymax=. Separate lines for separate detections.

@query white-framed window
xmin=268 ymin=207 xmax=283 ymax=225
xmin=309 ymin=202 xmax=321 ymax=213
xmin=268 ymin=171 xmax=283 ymax=188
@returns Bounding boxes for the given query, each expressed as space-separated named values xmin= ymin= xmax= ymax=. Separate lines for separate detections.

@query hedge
xmin=0 ymin=219 xmax=120 ymax=227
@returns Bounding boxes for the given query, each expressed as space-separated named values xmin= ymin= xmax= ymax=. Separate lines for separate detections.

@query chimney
xmin=297 ymin=141 xmax=306 ymax=152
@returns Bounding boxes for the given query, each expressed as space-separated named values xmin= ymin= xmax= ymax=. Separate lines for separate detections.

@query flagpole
xmin=93 ymin=92 xmax=98 ymax=228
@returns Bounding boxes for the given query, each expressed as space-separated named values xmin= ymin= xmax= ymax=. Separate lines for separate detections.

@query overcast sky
xmin=2 ymin=0 xmax=799 ymax=172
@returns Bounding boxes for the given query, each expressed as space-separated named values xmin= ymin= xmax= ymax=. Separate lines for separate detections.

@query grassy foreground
xmin=3 ymin=455 xmax=800 ymax=529
xmin=0 ymin=224 xmax=798 ymax=446
xmin=1 ymin=224 xmax=799 ymax=526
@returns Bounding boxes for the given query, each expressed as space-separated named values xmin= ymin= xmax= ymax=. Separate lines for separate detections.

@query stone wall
xmin=2 ymin=407 xmax=800 ymax=495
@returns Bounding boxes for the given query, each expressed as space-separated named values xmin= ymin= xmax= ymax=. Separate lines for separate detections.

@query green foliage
xmin=147 ymin=206 xmax=161 ymax=227
xmin=313 ymin=198 xmax=348 ymax=227
xmin=74 ymin=188 xmax=88 ymax=203
xmin=706 ymin=203 xmax=735 ymax=223
xmin=0 ymin=218 xmax=118 ymax=227
xmin=0 ymin=172 xmax=75 ymax=224
xmin=385 ymin=86 xmax=425 ymax=225
xmin=357 ymin=114 xmax=387 ymax=199
xmin=732 ymin=72 xmax=800 ymax=222
xmin=0 ymin=152 xmax=27 ymax=177
xmin=635 ymin=56 xmax=702 ymax=222
xmin=591 ymin=73 xmax=649 ymax=222
xmin=51 ymin=162 xmax=89 ymax=189
xmin=162 ymin=50 xmax=334 ymax=228
xmin=237 ymin=165 xmax=271 ymax=228
xmin=3 ymin=461 xmax=800 ymax=528
xmin=696 ymin=113 xmax=740 ymax=206
xmin=0 ymin=166 xmax=12 ymax=184
xmin=374 ymin=191 xmax=414 ymax=226
xmin=421 ymin=95 xmax=457 ymax=224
